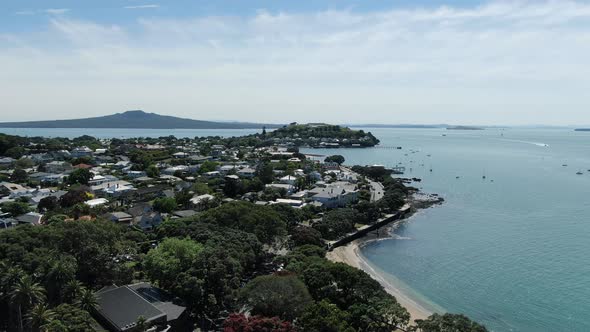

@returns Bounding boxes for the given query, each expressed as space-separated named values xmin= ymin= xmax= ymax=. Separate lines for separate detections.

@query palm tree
xmin=10 ymin=275 xmax=46 ymax=332
xmin=46 ymin=258 xmax=75 ymax=303
xmin=136 ymin=315 xmax=152 ymax=332
xmin=61 ymin=280 xmax=83 ymax=304
xmin=26 ymin=302 xmax=55 ymax=332
xmin=1 ymin=266 xmax=25 ymax=297
xmin=75 ymin=287 xmax=98 ymax=313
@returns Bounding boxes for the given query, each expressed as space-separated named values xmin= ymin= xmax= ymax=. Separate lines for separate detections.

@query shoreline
xmin=327 ymin=235 xmax=432 ymax=323
xmin=326 ymin=194 xmax=444 ymax=324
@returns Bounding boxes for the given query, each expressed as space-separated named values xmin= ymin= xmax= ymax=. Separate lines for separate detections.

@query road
xmin=369 ymin=180 xmax=384 ymax=202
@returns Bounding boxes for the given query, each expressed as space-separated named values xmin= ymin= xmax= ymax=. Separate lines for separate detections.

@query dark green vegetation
xmin=0 ymin=131 xmax=485 ymax=331
xmin=0 ymin=110 xmax=279 ymax=129
xmin=0 ymin=200 xmax=486 ymax=331
xmin=267 ymin=123 xmax=380 ymax=147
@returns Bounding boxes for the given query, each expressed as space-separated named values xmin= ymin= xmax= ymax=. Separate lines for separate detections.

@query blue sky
xmin=2 ymin=1 xmax=590 ymax=125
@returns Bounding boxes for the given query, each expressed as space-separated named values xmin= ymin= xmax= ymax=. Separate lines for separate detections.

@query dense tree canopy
xmin=239 ymin=274 xmax=312 ymax=321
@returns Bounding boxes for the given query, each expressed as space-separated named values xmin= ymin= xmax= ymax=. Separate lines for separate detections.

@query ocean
xmin=4 ymin=126 xmax=589 ymax=331
xmin=304 ymin=128 xmax=590 ymax=332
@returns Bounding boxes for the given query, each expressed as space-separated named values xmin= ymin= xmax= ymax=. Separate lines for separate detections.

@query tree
xmin=45 ymin=256 xmax=77 ymax=304
xmin=67 ymin=169 xmax=92 ymax=186
xmin=291 ymin=226 xmax=324 ymax=247
xmin=324 ymin=155 xmax=345 ymax=165
xmin=75 ymin=287 xmax=98 ymax=313
xmin=10 ymin=168 xmax=29 ymax=183
xmin=240 ymin=274 xmax=312 ymax=321
xmin=144 ymin=238 xmax=203 ymax=289
xmin=223 ymin=313 xmax=295 ymax=332
xmin=136 ymin=315 xmax=151 ymax=332
xmin=38 ymin=196 xmax=59 ymax=213
xmin=10 ymin=275 xmax=46 ymax=332
xmin=153 ymin=197 xmax=177 ymax=213
xmin=61 ymin=280 xmax=84 ymax=304
xmin=59 ymin=186 xmax=92 ymax=208
xmin=298 ymin=300 xmax=355 ymax=332
xmin=1 ymin=201 xmax=31 ymax=217
xmin=199 ymin=160 xmax=218 ymax=174
xmin=26 ymin=302 xmax=55 ymax=332
xmin=145 ymin=164 xmax=160 ymax=178
xmin=412 ymin=313 xmax=488 ymax=332
xmin=52 ymin=303 xmax=95 ymax=331
xmin=256 ymin=162 xmax=274 ymax=184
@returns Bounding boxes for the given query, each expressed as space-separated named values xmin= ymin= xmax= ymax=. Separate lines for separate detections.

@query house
xmin=73 ymin=163 xmax=93 ymax=170
xmin=0 ymin=157 xmax=15 ymax=166
xmin=135 ymin=212 xmax=163 ymax=231
xmin=85 ymin=198 xmax=109 ymax=208
xmin=70 ymin=146 xmax=93 ymax=158
xmin=134 ymin=185 xmax=168 ymax=201
xmin=172 ymin=152 xmax=189 ymax=159
xmin=218 ymin=165 xmax=237 ymax=174
xmin=172 ymin=210 xmax=198 ymax=218
xmin=125 ymin=170 xmax=146 ymax=179
xmin=45 ymin=161 xmax=72 ymax=173
xmin=162 ymin=165 xmax=188 ymax=175
xmin=106 ymin=212 xmax=133 ymax=224
xmin=0 ymin=217 xmax=16 ymax=229
xmin=237 ymin=167 xmax=256 ymax=178
xmin=309 ymin=182 xmax=359 ymax=208
xmin=203 ymin=171 xmax=221 ymax=179
xmin=94 ymin=282 xmax=187 ymax=332
xmin=0 ymin=182 xmax=28 ymax=198
xmin=265 ymin=183 xmax=295 ymax=195
xmin=273 ymin=198 xmax=305 ymax=208
xmin=190 ymin=194 xmax=215 ymax=210
xmin=15 ymin=212 xmax=43 ymax=225
xmin=323 ymin=161 xmax=340 ymax=171
xmin=279 ymin=175 xmax=298 ymax=185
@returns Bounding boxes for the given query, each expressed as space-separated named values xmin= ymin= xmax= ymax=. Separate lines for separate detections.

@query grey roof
xmin=128 ymin=282 xmax=186 ymax=321
xmin=96 ymin=285 xmax=165 ymax=331
xmin=172 ymin=210 xmax=197 ymax=218
xmin=110 ymin=212 xmax=133 ymax=220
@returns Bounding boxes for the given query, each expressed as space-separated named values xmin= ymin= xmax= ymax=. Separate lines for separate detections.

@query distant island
xmin=574 ymin=128 xmax=590 ymax=131
xmin=0 ymin=110 xmax=280 ymax=129
xmin=348 ymin=124 xmax=446 ymax=129
xmin=265 ymin=123 xmax=380 ymax=147
xmin=446 ymin=125 xmax=484 ymax=130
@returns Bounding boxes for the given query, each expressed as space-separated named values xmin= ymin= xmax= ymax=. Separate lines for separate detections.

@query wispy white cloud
xmin=15 ymin=10 xmax=35 ymax=16
xmin=44 ymin=8 xmax=70 ymax=15
xmin=124 ymin=5 xmax=160 ymax=10
xmin=2 ymin=1 xmax=590 ymax=124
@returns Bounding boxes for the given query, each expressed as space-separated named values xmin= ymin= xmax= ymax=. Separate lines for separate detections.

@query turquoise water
xmin=0 ymin=128 xmax=262 ymax=139
xmin=304 ymin=128 xmax=590 ymax=332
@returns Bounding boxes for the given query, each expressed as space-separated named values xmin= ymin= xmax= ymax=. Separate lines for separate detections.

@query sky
xmin=2 ymin=0 xmax=590 ymax=126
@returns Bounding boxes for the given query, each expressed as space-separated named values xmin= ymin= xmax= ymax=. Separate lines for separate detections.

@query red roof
xmin=73 ymin=163 xmax=93 ymax=169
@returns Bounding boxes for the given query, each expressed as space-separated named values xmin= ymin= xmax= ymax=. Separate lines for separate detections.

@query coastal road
xmin=370 ymin=181 xmax=384 ymax=202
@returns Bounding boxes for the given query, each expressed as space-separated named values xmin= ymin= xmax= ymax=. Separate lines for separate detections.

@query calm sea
xmin=4 ymin=127 xmax=589 ymax=331
xmin=304 ymin=128 xmax=590 ymax=332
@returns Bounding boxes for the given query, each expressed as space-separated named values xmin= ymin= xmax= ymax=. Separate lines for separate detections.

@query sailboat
xmin=482 ymin=170 xmax=486 ymax=179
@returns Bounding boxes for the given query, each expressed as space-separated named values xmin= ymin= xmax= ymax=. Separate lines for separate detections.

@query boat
xmin=576 ymin=171 xmax=583 ymax=175
xmin=456 ymin=176 xmax=460 ymax=179
xmin=562 ymin=164 xmax=568 ymax=167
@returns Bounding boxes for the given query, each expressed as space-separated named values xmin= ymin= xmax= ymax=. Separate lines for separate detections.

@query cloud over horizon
xmin=2 ymin=1 xmax=590 ymax=125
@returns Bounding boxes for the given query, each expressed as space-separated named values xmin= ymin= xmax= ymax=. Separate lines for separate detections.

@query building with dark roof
xmin=95 ymin=283 xmax=186 ymax=332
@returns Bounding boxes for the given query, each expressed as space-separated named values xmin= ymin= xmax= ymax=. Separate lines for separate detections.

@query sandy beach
xmin=326 ymin=238 xmax=432 ymax=323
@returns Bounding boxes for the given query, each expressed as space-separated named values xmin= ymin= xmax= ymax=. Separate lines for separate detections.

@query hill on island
xmin=0 ymin=110 xmax=280 ymax=129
